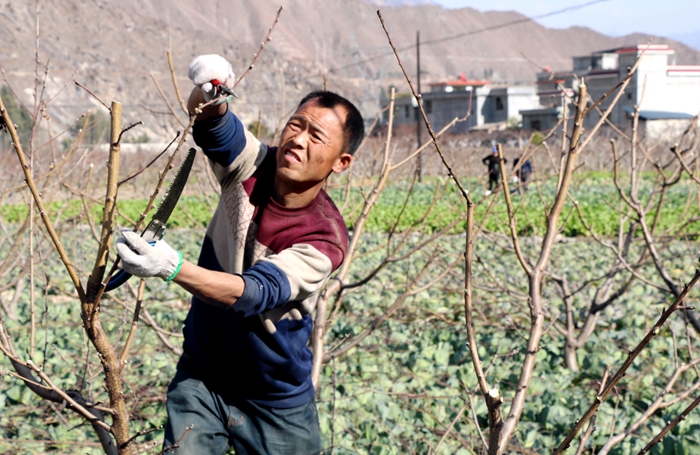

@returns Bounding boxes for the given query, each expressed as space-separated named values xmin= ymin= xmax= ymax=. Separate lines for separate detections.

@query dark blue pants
xmin=163 ymin=369 xmax=322 ymax=455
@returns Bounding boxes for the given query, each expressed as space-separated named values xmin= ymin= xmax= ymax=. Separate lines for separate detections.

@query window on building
xmin=495 ymin=97 xmax=504 ymax=111
xmin=627 ymin=92 xmax=632 ymax=100
xmin=425 ymin=100 xmax=433 ymax=114
xmin=405 ymin=105 xmax=410 ymax=119
xmin=531 ymin=120 xmax=542 ymax=131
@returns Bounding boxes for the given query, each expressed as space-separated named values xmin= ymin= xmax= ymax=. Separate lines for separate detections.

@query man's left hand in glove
xmin=116 ymin=230 xmax=183 ymax=282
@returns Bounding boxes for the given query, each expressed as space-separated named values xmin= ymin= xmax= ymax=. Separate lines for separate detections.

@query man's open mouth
xmin=283 ymin=149 xmax=302 ymax=163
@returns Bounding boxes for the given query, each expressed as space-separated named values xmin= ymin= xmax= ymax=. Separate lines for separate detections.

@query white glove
xmin=188 ymin=54 xmax=235 ymax=104
xmin=116 ymin=230 xmax=183 ymax=281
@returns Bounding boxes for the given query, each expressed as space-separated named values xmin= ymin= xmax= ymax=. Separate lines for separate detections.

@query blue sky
xmin=432 ymin=0 xmax=700 ymax=39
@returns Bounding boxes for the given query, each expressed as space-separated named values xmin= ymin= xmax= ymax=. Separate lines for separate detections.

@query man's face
xmin=275 ymin=99 xmax=352 ymax=190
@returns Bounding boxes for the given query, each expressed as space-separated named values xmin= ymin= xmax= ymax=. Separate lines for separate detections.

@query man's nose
xmin=290 ymin=129 xmax=309 ymax=147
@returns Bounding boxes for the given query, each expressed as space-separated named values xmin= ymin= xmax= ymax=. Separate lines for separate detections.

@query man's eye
xmin=288 ymin=122 xmax=301 ymax=130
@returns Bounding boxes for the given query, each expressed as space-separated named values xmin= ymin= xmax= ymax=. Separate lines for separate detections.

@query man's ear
xmin=332 ymin=153 xmax=353 ymax=174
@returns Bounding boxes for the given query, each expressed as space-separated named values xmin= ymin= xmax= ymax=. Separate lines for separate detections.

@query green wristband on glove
xmin=164 ymin=251 xmax=184 ymax=282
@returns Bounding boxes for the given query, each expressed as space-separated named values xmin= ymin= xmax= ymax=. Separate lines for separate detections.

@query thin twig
xmin=497 ymin=143 xmax=531 ymax=274
xmin=119 ymin=279 xmax=146 ymax=370
xmin=232 ymin=7 xmax=283 ymax=90
xmin=165 ymin=49 xmax=189 ymax=116
xmin=150 ymin=73 xmax=186 ymax=129
xmin=377 ymin=11 xmax=470 ymax=203
xmin=29 ymin=201 xmax=36 ymax=358
xmin=73 ymin=80 xmax=110 ymax=111
xmin=116 ymin=121 xmax=144 ymax=145
xmin=162 ymin=424 xmax=194 ymax=453
xmin=390 ymin=115 xmax=467 ymax=170
xmin=118 ymin=131 xmax=181 ymax=186
xmin=119 ymin=425 xmax=163 ymax=450
xmin=639 ymin=395 xmax=700 ymax=454
xmin=433 ymin=403 xmax=468 ymax=454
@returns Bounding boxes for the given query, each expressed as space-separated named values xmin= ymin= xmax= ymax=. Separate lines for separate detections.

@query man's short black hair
xmin=297 ymin=91 xmax=365 ymax=156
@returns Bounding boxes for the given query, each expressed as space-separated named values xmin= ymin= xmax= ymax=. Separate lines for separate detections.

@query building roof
xmin=594 ymin=44 xmax=675 ymax=56
xmin=429 ymin=80 xmax=489 ymax=88
xmin=624 ymin=108 xmax=696 ymax=120
xmin=429 ymin=72 xmax=489 ymax=88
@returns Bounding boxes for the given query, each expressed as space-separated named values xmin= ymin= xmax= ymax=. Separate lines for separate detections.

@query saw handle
xmin=104 ymin=240 xmax=157 ymax=292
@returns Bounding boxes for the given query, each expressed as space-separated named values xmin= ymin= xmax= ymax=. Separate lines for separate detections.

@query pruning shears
xmin=105 ymin=148 xmax=197 ymax=292
xmin=210 ymin=79 xmax=239 ymax=99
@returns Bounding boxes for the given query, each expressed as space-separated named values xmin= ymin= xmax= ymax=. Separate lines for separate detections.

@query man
xmin=116 ymin=54 xmax=364 ymax=454
xmin=482 ymin=146 xmax=506 ymax=194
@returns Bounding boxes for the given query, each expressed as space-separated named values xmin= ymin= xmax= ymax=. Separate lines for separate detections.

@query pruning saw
xmin=105 ymin=148 xmax=197 ymax=292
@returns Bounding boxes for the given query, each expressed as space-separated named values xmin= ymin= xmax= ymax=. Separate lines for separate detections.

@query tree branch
xmin=554 ymin=268 xmax=700 ymax=453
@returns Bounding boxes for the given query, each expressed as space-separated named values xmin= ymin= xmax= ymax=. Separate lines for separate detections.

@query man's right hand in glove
xmin=117 ymin=230 xmax=183 ymax=281
xmin=117 ymin=229 xmax=247 ymax=308
xmin=187 ymin=54 xmax=236 ymax=120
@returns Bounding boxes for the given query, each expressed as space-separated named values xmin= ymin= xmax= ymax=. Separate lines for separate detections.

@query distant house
xmin=522 ymin=45 xmax=700 ymax=133
xmin=520 ymin=69 xmax=577 ymax=132
xmin=624 ymin=109 xmax=696 ymax=142
xmin=381 ymin=73 xmax=539 ymax=134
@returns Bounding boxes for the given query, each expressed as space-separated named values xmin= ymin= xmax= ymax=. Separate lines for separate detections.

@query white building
xmin=521 ymin=45 xmax=700 ymax=133
xmin=381 ymin=74 xmax=539 ymax=134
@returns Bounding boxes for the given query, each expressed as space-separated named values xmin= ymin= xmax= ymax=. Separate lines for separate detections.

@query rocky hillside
xmin=1 ymin=0 xmax=697 ymax=141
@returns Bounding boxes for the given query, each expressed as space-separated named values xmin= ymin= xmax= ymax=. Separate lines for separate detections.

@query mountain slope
xmin=0 ymin=0 xmax=697 ymax=139
xmin=669 ymin=29 xmax=700 ymax=51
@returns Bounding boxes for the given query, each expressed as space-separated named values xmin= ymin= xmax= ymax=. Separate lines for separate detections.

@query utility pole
xmin=416 ymin=30 xmax=422 ymax=181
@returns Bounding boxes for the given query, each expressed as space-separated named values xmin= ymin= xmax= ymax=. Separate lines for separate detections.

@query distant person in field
xmin=483 ymin=146 xmax=506 ymax=194
xmin=513 ymin=154 xmax=533 ymax=194
xmin=116 ymin=54 xmax=364 ymax=454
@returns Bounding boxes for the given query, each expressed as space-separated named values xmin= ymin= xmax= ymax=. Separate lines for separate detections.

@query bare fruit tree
xmin=375 ymin=9 xmax=700 ymax=454
xmin=0 ymin=7 xmax=283 ymax=454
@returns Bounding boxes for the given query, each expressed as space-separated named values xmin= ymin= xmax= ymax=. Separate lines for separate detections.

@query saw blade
xmin=143 ymin=148 xmax=197 ymax=240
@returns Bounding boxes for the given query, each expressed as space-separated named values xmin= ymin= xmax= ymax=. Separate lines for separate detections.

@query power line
xmin=423 ymin=0 xmax=611 ymax=46
xmin=329 ymin=0 xmax=612 ymax=74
